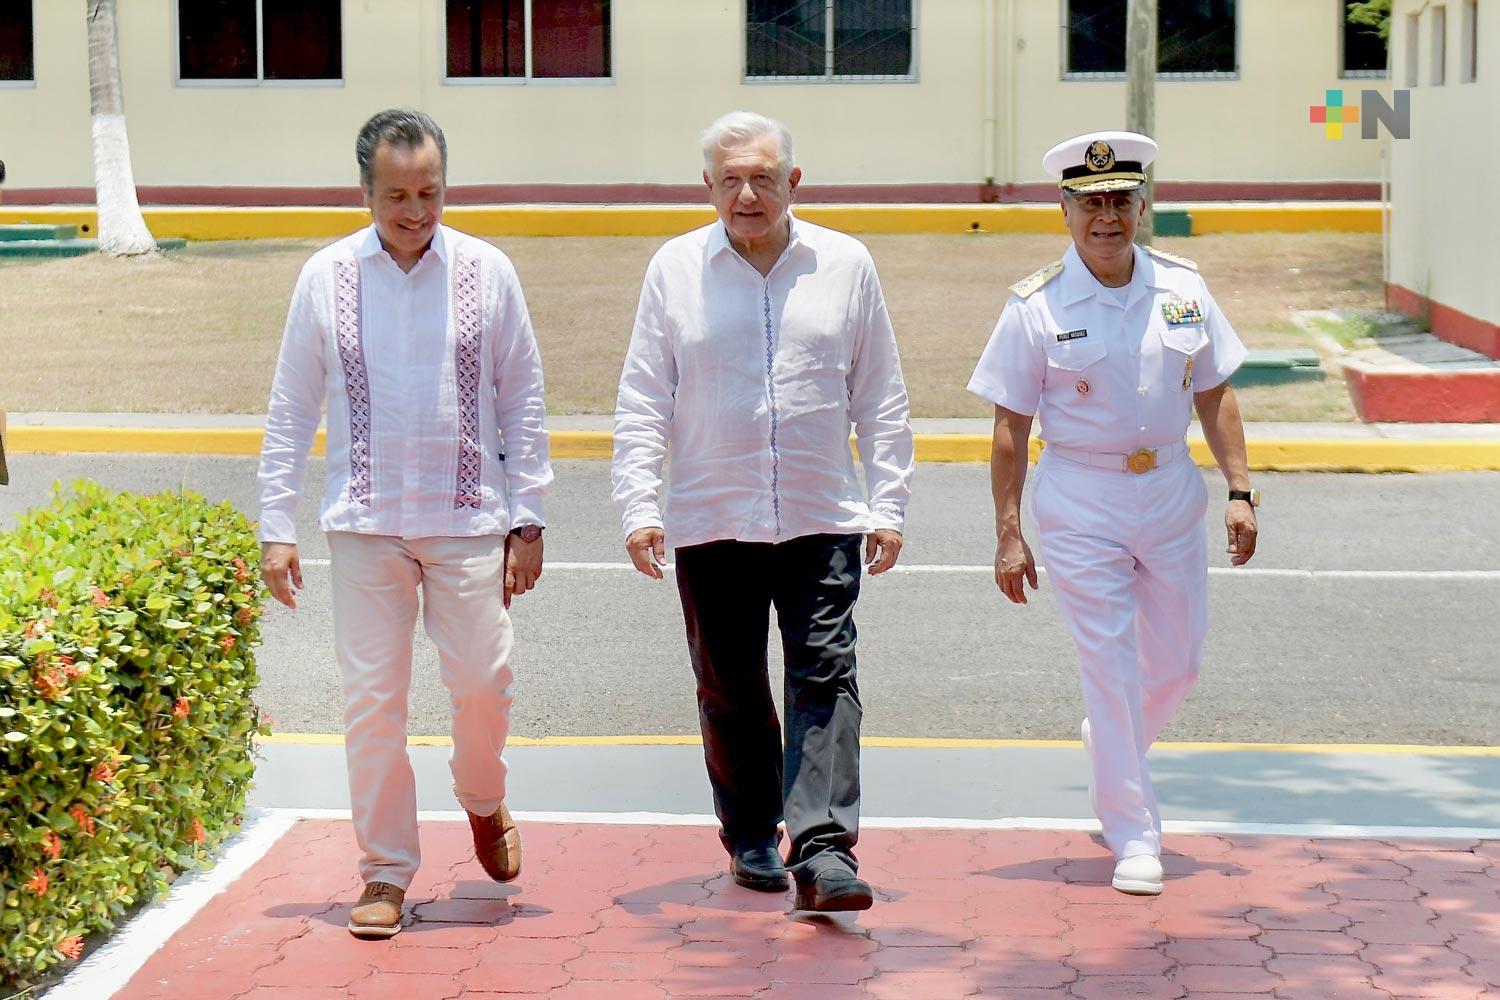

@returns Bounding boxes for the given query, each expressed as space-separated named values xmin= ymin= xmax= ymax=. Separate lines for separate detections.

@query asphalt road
xmin=4 ymin=454 xmax=1498 ymax=745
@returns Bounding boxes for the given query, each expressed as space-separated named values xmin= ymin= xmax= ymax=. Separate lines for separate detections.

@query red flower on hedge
xmin=173 ymin=546 xmax=191 ymax=558
xmin=187 ymin=818 xmax=207 ymax=844
xmin=23 ymin=618 xmax=51 ymax=639
xmin=58 ymin=936 xmax=84 ymax=961
xmin=69 ymin=805 xmax=96 ymax=837
xmin=41 ymin=831 xmax=63 ymax=859
xmin=90 ymin=760 xmax=117 ymax=784
xmin=219 ymin=635 xmax=237 ymax=652
xmin=33 ymin=665 xmax=67 ymax=701
xmin=173 ymin=697 xmax=191 ymax=719
xmin=60 ymin=655 xmax=84 ymax=680
xmin=25 ymin=868 xmax=48 ymax=896
xmin=38 ymin=587 xmax=59 ymax=608
xmin=232 ymin=556 xmax=252 ymax=582
xmin=90 ymin=587 xmax=110 ymax=607
xmin=235 ymin=607 xmax=255 ymax=624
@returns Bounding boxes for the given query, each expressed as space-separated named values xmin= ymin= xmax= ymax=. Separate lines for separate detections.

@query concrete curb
xmin=0 ymin=202 xmax=1383 ymax=239
xmin=10 ymin=426 xmax=1500 ymax=471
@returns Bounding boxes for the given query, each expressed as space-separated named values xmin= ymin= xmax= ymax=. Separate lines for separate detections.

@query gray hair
xmin=700 ymin=111 xmax=794 ymax=177
xmin=356 ymin=109 xmax=448 ymax=192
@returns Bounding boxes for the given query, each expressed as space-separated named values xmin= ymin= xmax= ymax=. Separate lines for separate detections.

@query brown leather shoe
xmin=467 ymin=803 xmax=522 ymax=882
xmin=347 ymin=881 xmax=405 ymax=938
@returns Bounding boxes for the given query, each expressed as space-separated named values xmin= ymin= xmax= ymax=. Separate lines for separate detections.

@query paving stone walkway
xmin=113 ymin=820 xmax=1499 ymax=1000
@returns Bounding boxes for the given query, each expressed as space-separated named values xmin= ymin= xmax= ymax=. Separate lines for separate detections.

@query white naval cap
xmin=1042 ymin=131 xmax=1158 ymax=194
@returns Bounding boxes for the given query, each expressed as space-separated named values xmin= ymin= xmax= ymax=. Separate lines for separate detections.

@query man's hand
xmin=260 ymin=541 xmax=303 ymax=610
xmin=864 ymin=529 xmax=903 ymax=575
xmin=1226 ymin=501 xmax=1258 ymax=567
xmin=625 ymin=527 xmax=667 ymax=580
xmin=504 ymin=532 xmax=544 ymax=609
xmin=994 ymin=532 xmax=1038 ymax=605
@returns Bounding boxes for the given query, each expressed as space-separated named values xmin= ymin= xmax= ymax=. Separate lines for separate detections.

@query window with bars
xmin=1065 ymin=0 xmax=1237 ymax=78
xmin=178 ymin=0 xmax=341 ymax=82
xmin=446 ymin=0 xmax=610 ymax=80
xmin=0 ymin=0 xmax=33 ymax=83
xmin=746 ymin=0 xmax=914 ymax=81
xmin=1341 ymin=1 xmax=1389 ymax=77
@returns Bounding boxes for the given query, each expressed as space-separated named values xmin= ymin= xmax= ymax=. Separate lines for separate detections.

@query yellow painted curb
xmin=0 ymin=203 xmax=1382 ymax=239
xmin=11 ymin=427 xmax=1499 ymax=472
xmin=258 ymin=731 xmax=1500 ymax=755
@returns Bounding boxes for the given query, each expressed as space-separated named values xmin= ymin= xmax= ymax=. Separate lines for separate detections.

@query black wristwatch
xmin=510 ymin=524 xmax=544 ymax=542
xmin=1228 ymin=488 xmax=1261 ymax=507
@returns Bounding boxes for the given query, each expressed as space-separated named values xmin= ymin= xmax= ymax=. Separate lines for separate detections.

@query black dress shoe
xmin=793 ymin=868 xmax=874 ymax=912
xmin=730 ymin=844 xmax=790 ymax=892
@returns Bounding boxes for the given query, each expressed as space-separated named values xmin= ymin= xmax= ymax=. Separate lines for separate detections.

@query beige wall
xmin=0 ymin=0 xmax=1386 ymax=192
xmin=1388 ymin=0 xmax=1497 ymax=325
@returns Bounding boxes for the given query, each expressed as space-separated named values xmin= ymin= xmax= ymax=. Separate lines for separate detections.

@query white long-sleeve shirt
xmin=257 ymin=224 xmax=551 ymax=545
xmin=612 ymin=216 xmax=914 ymax=550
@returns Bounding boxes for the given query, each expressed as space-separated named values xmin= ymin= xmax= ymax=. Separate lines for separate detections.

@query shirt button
xmin=1137 ymin=388 xmax=1146 ymax=395
xmin=1139 ymin=426 xmax=1147 ymax=432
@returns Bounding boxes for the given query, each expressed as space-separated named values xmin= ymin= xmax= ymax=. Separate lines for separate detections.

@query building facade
xmin=1386 ymin=0 xmax=1497 ymax=357
xmin=0 ymin=0 xmax=1389 ymax=204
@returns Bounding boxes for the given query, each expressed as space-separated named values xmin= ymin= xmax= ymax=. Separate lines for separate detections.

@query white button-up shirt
xmin=968 ymin=244 xmax=1247 ymax=451
xmin=257 ymin=225 xmax=552 ymax=545
xmin=612 ymin=216 xmax=914 ymax=550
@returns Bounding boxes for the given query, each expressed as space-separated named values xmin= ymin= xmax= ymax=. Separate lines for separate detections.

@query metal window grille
xmin=1063 ymin=0 xmax=1238 ymax=81
xmin=746 ymin=0 xmax=914 ymax=80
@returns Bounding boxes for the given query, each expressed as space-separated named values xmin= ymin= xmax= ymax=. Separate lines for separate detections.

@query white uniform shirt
xmin=967 ymin=244 xmax=1247 ymax=451
xmin=612 ymin=216 xmax=914 ymax=550
xmin=257 ymin=225 xmax=552 ymax=545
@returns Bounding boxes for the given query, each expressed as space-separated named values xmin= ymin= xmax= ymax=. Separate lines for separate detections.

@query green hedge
xmin=0 ymin=481 xmax=267 ymax=987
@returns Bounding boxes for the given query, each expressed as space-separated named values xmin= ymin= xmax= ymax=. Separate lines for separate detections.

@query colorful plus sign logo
xmin=1309 ymin=89 xmax=1360 ymax=139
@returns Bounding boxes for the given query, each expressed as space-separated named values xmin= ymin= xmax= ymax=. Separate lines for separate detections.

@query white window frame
xmin=1405 ymin=11 xmax=1421 ymax=86
xmin=173 ymin=0 xmax=345 ymax=88
xmin=1339 ymin=0 xmax=1389 ymax=79
xmin=1060 ymin=0 xmax=1240 ymax=82
xmin=1460 ymin=0 xmax=1478 ymax=82
xmin=442 ymin=0 xmax=614 ymax=86
xmin=0 ymin=0 xmax=36 ymax=90
xmin=742 ymin=0 xmax=920 ymax=85
xmin=1431 ymin=4 xmax=1448 ymax=84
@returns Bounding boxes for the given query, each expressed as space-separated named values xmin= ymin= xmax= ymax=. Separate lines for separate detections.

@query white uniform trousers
xmin=1031 ymin=449 xmax=1208 ymax=860
xmin=328 ymin=531 xmax=516 ymax=890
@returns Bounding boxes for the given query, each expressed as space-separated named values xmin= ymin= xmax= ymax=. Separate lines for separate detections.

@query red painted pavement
xmin=113 ymin=820 xmax=1499 ymax=999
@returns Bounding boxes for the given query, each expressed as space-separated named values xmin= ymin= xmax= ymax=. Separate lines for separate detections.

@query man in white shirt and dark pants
xmin=613 ymin=112 xmax=914 ymax=913
xmin=258 ymin=110 xmax=552 ymax=938
xmin=969 ymin=131 xmax=1259 ymax=896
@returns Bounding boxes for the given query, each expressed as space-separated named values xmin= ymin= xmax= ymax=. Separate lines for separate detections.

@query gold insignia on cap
xmin=1085 ymin=141 xmax=1116 ymax=173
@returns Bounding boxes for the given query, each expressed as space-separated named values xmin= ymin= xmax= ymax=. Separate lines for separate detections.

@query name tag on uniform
xmin=1056 ymin=329 xmax=1088 ymax=342
xmin=1161 ymin=295 xmax=1203 ymax=325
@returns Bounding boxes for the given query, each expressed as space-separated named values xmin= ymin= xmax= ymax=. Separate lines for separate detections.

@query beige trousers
xmin=328 ymin=531 xmax=515 ymax=890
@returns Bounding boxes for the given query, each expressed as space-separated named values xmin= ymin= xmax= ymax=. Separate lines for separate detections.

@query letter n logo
xmin=1361 ymin=90 xmax=1411 ymax=139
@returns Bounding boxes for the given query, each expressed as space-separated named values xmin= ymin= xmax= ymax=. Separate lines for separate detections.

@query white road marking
xmin=294 ymin=558 xmax=1500 ymax=581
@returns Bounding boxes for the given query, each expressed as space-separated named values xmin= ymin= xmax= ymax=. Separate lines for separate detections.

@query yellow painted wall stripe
xmin=11 ymin=426 xmax=1499 ymax=473
xmin=0 ymin=203 xmax=1382 ymax=239
xmin=258 ymin=731 xmax=1500 ymax=756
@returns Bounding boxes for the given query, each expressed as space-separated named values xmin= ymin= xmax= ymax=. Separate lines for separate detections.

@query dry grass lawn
xmin=0 ymin=231 xmax=1381 ymax=421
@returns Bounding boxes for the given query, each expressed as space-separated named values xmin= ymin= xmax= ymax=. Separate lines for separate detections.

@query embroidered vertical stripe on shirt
xmin=333 ymin=258 xmax=373 ymax=507
xmin=762 ymin=284 xmax=783 ymax=536
xmin=452 ymin=253 xmax=484 ymax=509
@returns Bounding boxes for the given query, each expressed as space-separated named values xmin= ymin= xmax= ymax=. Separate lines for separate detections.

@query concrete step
xmin=0 ymin=237 xmax=188 ymax=258
xmin=0 ymin=223 xmax=79 ymax=241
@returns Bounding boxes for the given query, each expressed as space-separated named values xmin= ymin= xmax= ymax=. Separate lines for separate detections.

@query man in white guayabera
xmin=256 ymin=109 xmax=552 ymax=938
xmin=612 ymin=111 xmax=915 ymax=913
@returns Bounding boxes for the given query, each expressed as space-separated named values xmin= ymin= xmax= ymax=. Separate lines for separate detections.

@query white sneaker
xmin=1112 ymin=854 xmax=1164 ymax=895
xmin=1081 ymin=719 xmax=1099 ymax=819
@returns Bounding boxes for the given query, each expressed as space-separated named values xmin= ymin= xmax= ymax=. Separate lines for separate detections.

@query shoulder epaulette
xmin=1143 ymin=245 xmax=1198 ymax=271
xmin=1010 ymin=259 xmax=1064 ymax=299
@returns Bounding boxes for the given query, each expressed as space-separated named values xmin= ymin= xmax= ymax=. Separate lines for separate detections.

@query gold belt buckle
xmin=1125 ymin=448 xmax=1157 ymax=474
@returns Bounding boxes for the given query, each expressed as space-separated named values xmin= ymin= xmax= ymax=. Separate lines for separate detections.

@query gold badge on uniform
xmin=1085 ymin=141 xmax=1115 ymax=173
xmin=1181 ymin=358 xmax=1194 ymax=390
xmin=1076 ymin=378 xmax=1091 ymax=395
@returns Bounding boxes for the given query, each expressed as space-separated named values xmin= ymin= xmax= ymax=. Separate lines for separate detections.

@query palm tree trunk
xmin=87 ymin=0 xmax=157 ymax=256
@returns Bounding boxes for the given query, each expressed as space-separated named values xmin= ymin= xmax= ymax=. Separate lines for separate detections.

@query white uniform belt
xmin=1045 ymin=441 xmax=1190 ymax=474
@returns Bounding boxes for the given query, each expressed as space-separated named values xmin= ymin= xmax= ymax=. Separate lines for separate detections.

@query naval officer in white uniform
xmin=968 ymin=131 xmax=1260 ymax=895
